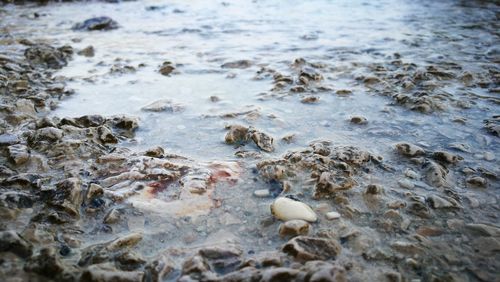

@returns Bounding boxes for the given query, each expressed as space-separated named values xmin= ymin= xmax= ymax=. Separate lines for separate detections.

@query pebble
xmin=271 ymin=197 xmax=318 ymax=222
xmin=484 ymin=152 xmax=495 ymax=161
xmin=404 ymin=168 xmax=419 ymax=179
xmin=278 ymin=220 xmax=310 ymax=237
xmin=398 ymin=179 xmax=414 ymax=189
xmin=325 ymin=211 xmax=340 ymax=220
xmin=253 ymin=189 xmax=270 ymax=198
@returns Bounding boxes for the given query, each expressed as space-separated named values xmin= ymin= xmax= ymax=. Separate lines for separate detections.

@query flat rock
xmin=282 ymin=236 xmax=341 ymax=262
xmin=73 ymin=17 xmax=119 ymax=31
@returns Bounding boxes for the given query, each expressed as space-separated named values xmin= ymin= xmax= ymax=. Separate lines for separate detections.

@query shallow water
xmin=1 ymin=0 xmax=499 ymax=280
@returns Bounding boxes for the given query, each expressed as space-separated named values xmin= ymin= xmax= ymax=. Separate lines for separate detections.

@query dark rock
xmin=282 ymin=236 xmax=341 ymax=262
xmin=81 ymin=263 xmax=144 ymax=282
xmin=143 ymin=256 xmax=174 ymax=282
xmin=0 ymin=230 xmax=33 ymax=258
xmin=77 ymin=45 xmax=95 ymax=57
xmin=24 ymin=247 xmax=64 ymax=277
xmin=24 ymin=44 xmax=71 ymax=69
xmin=7 ymin=144 xmax=30 ymax=165
xmin=221 ymin=60 xmax=252 ymax=69
xmin=225 ymin=125 xmax=249 ymax=144
xmin=159 ymin=61 xmax=175 ymax=76
xmin=43 ymin=178 xmax=83 ymax=217
xmin=75 ymin=115 xmax=105 ymax=127
xmin=72 ymin=17 xmax=119 ymax=31
xmin=249 ymin=128 xmax=274 ymax=152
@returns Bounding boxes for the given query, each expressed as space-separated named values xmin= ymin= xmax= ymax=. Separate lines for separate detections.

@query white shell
xmin=270 ymin=197 xmax=317 ymax=222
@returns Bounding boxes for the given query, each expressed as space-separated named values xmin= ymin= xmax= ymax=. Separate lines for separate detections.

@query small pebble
xmin=404 ymin=169 xmax=418 ymax=179
xmin=325 ymin=211 xmax=340 ymax=220
xmin=484 ymin=152 xmax=495 ymax=161
xmin=398 ymin=179 xmax=415 ymax=189
xmin=253 ymin=189 xmax=270 ymax=198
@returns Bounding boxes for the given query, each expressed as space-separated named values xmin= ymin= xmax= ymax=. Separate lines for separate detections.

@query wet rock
xmin=106 ymin=233 xmax=143 ymax=252
xmin=465 ymin=223 xmax=500 ymax=237
xmin=281 ymin=133 xmax=296 ymax=144
xmin=0 ymin=133 xmax=20 ymax=146
xmin=427 ymin=194 xmax=459 ymax=209
xmin=221 ymin=60 xmax=252 ymax=69
xmin=432 ymin=151 xmax=462 ymax=165
xmin=33 ymin=127 xmax=63 ymax=142
xmin=0 ymin=191 xmax=34 ymax=209
xmin=336 ymin=89 xmax=352 ymax=95
xmin=7 ymin=144 xmax=30 ymax=165
xmin=159 ymin=61 xmax=175 ymax=76
xmin=365 ymin=184 xmax=384 ymax=195
xmin=466 ymin=176 xmax=487 ymax=187
xmin=98 ymin=126 xmax=118 ymax=144
xmin=197 ymin=245 xmax=242 ymax=274
xmin=24 ymin=44 xmax=71 ymax=69
xmin=249 ymin=128 xmax=274 ymax=152
xmin=404 ymin=168 xmax=419 ymax=179
xmin=87 ymin=183 xmax=104 ymax=200
xmin=261 ymin=267 xmax=300 ymax=281
xmin=301 ymin=96 xmax=320 ymax=104
xmin=143 ymin=256 xmax=174 ymax=282
xmin=449 ymin=142 xmax=471 ymax=153
xmin=423 ymin=161 xmax=448 ymax=187
xmin=144 ymin=146 xmax=165 ymax=158
xmin=44 ymin=177 xmax=83 ymax=217
xmin=224 ymin=125 xmax=249 ymax=144
xmin=394 ymin=142 xmax=425 ymax=157
xmin=416 ymin=226 xmax=444 ymax=237
xmin=141 ymin=99 xmax=184 ymax=112
xmin=398 ymin=179 xmax=414 ymax=189
xmin=74 ymin=115 xmax=106 ymax=128
xmin=24 ymin=247 xmax=64 ymax=277
xmin=314 ymin=172 xmax=356 ymax=198
xmin=77 ymin=45 xmax=95 ymax=57
xmin=103 ymin=208 xmax=122 ymax=225
xmin=325 ymin=211 xmax=341 ymax=220
xmin=483 ymin=115 xmax=500 ymax=136
xmin=350 ymin=116 xmax=368 ymax=125
xmin=282 ymin=236 xmax=341 ymax=262
xmin=271 ymin=196 xmax=317 ymax=222
xmin=181 ymin=255 xmax=211 ymax=278
xmin=112 ymin=116 xmax=139 ymax=131
xmin=0 ymin=231 xmax=33 ymax=258
xmin=79 ymin=233 xmax=143 ymax=267
xmin=331 ymin=146 xmax=372 ymax=165
xmin=303 ymin=261 xmax=346 ymax=282
xmin=81 ymin=263 xmax=144 ymax=282
xmin=73 ymin=16 xmax=119 ymax=31
xmin=279 ymin=220 xmax=310 ymax=238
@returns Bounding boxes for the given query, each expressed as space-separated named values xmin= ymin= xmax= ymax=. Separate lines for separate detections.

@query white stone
xmin=325 ymin=211 xmax=340 ymax=220
xmin=270 ymin=197 xmax=317 ymax=222
xmin=253 ymin=189 xmax=270 ymax=198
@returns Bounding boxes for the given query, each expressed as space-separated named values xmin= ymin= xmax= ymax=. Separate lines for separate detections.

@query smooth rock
xmin=325 ymin=211 xmax=341 ymax=220
xmin=253 ymin=189 xmax=270 ymax=198
xmin=271 ymin=197 xmax=317 ymax=222
xmin=398 ymin=179 xmax=414 ymax=189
